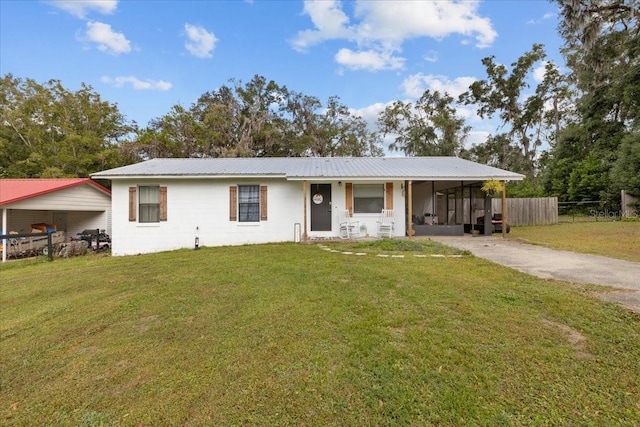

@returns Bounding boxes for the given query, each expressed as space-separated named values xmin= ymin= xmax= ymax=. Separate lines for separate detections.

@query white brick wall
xmin=110 ymin=178 xmax=406 ymax=256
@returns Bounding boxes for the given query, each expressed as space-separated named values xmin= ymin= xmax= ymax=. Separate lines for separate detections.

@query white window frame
xmin=353 ymin=184 xmax=385 ymax=214
xmin=238 ymin=184 xmax=260 ymax=222
xmin=139 ymin=185 xmax=160 ymax=223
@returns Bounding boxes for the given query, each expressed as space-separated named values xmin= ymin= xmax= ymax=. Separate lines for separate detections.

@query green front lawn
xmin=2 ymin=242 xmax=639 ymax=425
xmin=509 ymin=221 xmax=640 ymax=262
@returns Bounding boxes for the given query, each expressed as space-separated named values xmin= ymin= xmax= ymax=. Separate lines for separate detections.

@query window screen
xmin=238 ymin=185 xmax=260 ymax=222
xmin=139 ymin=186 xmax=160 ymax=223
xmin=353 ymin=184 xmax=384 ymax=213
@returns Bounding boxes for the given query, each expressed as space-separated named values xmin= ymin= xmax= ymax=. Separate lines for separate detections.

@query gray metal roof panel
xmin=91 ymin=157 xmax=524 ymax=180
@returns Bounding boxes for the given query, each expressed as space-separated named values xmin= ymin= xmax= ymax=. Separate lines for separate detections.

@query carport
xmin=0 ymin=178 xmax=111 ymax=262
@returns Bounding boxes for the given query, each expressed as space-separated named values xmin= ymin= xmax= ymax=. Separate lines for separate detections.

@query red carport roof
xmin=0 ymin=178 xmax=111 ymax=205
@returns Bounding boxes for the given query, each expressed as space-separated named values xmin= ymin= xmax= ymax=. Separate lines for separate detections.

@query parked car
xmin=75 ymin=229 xmax=111 ymax=251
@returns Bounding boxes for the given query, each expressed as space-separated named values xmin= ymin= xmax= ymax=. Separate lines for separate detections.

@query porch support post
xmin=459 ymin=181 xmax=464 ymax=225
xmin=501 ymin=180 xmax=507 ymax=239
xmin=432 ymin=181 xmax=436 ymax=223
xmin=407 ymin=180 xmax=413 ymax=237
xmin=483 ymin=194 xmax=492 ymax=236
xmin=302 ymin=180 xmax=308 ymax=241
xmin=469 ymin=184 xmax=473 ymax=226
xmin=2 ymin=208 xmax=6 ymax=263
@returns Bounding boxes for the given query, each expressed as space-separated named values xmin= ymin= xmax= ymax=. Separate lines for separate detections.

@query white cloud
xmin=335 ymin=48 xmax=404 ymax=71
xmin=351 ymin=74 xmax=485 ymax=131
xmin=424 ymin=50 xmax=438 ymax=63
xmin=294 ymin=0 xmax=497 ymax=49
xmin=527 ymin=12 xmax=556 ymax=25
xmin=84 ymin=21 xmax=131 ymax=55
xmin=350 ymin=102 xmax=391 ymax=131
xmin=352 ymin=1 xmax=497 ymax=48
xmin=291 ymin=0 xmax=497 ymax=69
xmin=348 ymin=99 xmax=489 ymax=154
xmin=466 ymin=130 xmax=490 ymax=148
xmin=533 ymin=61 xmax=548 ymax=83
xmin=456 ymin=105 xmax=483 ymax=123
xmin=401 ymin=74 xmax=429 ymax=98
xmin=101 ymin=76 xmax=172 ymax=91
xmin=47 ymin=0 xmax=118 ymax=19
xmin=352 ymin=102 xmax=398 ymax=151
xmin=291 ymin=0 xmax=354 ymax=52
xmin=401 ymin=74 xmax=476 ymax=98
xmin=400 ymin=74 xmax=484 ymax=124
xmin=184 ymin=24 xmax=218 ymax=58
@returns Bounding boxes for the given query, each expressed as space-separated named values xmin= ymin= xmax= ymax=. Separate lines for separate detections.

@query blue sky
xmin=0 ymin=0 xmax=563 ymax=148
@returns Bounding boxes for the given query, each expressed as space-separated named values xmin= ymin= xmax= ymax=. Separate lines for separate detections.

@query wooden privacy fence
xmin=622 ymin=190 xmax=638 ymax=216
xmin=492 ymin=197 xmax=558 ymax=226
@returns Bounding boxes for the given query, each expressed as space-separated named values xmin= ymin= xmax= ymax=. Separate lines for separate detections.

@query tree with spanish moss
xmin=377 ymin=89 xmax=469 ymax=157
xmin=0 ymin=74 xmax=135 ymax=177
xmin=543 ymin=0 xmax=640 ymax=206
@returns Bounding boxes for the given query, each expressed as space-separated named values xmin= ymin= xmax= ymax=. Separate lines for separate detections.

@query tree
xmin=461 ymin=133 xmax=528 ymax=174
xmin=127 ymin=75 xmax=382 ymax=159
xmin=377 ymin=90 xmax=469 ymax=156
xmin=568 ymin=153 xmax=610 ymax=201
xmin=458 ymin=44 xmax=566 ymax=178
xmin=280 ymin=91 xmax=325 ymax=156
xmin=233 ymin=75 xmax=287 ymax=157
xmin=1 ymin=74 xmax=135 ymax=177
xmin=279 ymin=92 xmax=383 ymax=157
xmin=125 ymin=75 xmax=287 ymax=159
xmin=555 ymin=0 xmax=639 ymax=125
xmin=542 ymin=1 xmax=639 ymax=207
xmin=610 ymin=132 xmax=640 ymax=195
xmin=316 ymin=96 xmax=383 ymax=157
xmin=541 ymin=125 xmax=586 ymax=200
xmin=535 ymin=61 xmax=578 ymax=148
xmin=127 ymin=105 xmax=201 ymax=159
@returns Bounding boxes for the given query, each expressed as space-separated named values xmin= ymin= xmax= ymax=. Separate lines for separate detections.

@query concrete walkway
xmin=428 ymin=236 xmax=640 ymax=312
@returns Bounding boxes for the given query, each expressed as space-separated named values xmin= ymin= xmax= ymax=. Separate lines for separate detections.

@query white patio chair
xmin=339 ymin=210 xmax=361 ymax=239
xmin=376 ymin=209 xmax=395 ymax=237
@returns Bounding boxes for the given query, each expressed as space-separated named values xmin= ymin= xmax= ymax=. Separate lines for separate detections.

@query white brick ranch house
xmin=91 ymin=157 xmax=524 ymax=256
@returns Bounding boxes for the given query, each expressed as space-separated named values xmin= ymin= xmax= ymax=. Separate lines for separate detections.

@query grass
xmin=323 ymin=237 xmax=471 ymax=255
xmin=509 ymin=221 xmax=640 ymax=263
xmin=2 ymin=243 xmax=640 ymax=426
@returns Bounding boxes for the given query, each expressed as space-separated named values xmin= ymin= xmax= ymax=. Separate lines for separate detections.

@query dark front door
xmin=310 ymin=184 xmax=332 ymax=231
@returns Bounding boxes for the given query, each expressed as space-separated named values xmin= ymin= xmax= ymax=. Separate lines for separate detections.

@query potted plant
xmin=480 ymin=180 xmax=506 ymax=235
xmin=481 ymin=179 xmax=504 ymax=197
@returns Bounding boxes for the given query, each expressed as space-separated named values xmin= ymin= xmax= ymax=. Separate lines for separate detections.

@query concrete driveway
xmin=428 ymin=236 xmax=640 ymax=313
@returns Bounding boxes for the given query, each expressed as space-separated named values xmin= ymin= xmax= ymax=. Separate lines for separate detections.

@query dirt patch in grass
xmin=541 ymin=319 xmax=593 ymax=360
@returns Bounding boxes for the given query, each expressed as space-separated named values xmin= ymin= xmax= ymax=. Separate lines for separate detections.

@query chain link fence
xmin=558 ymin=201 xmax=638 ymax=222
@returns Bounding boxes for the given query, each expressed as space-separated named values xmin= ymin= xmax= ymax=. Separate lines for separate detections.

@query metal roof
xmin=0 ymin=178 xmax=111 ymax=206
xmin=91 ymin=157 xmax=525 ymax=181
